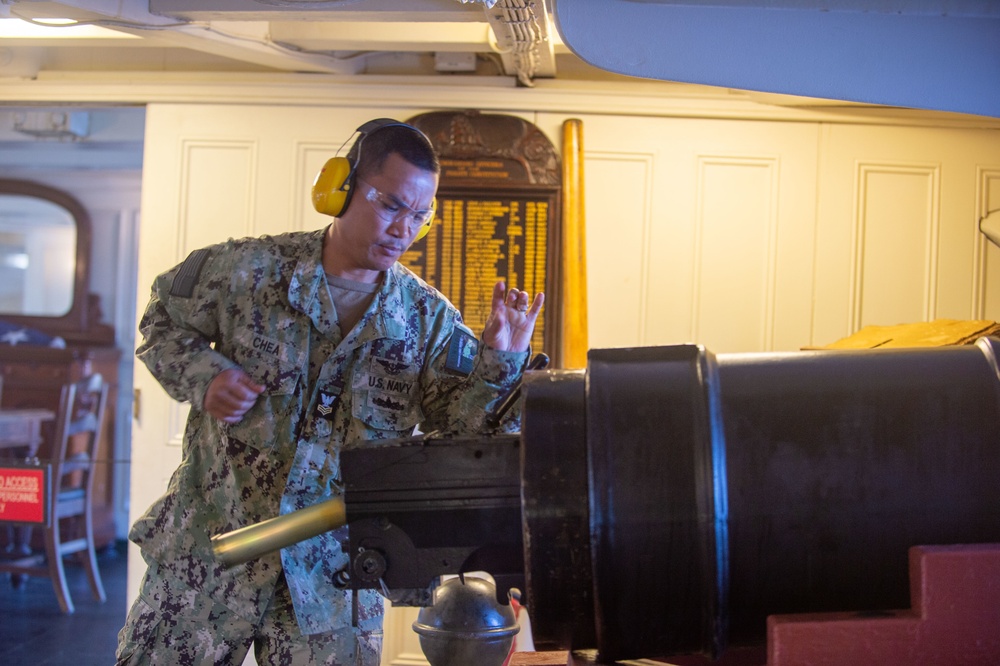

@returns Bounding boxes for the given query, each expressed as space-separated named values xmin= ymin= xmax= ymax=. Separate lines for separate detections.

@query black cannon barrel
xmin=521 ymin=338 xmax=1000 ymax=662
xmin=213 ymin=339 xmax=1000 ymax=663
xmin=721 ymin=339 xmax=1000 ymax=647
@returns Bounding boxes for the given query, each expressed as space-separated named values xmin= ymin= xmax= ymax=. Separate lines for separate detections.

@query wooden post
xmin=560 ymin=119 xmax=589 ymax=369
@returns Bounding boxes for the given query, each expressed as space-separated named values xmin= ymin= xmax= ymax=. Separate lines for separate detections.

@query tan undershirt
xmin=326 ymin=273 xmax=380 ymax=336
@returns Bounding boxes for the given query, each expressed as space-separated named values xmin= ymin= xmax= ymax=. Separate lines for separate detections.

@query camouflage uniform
xmin=118 ymin=227 xmax=528 ymax=665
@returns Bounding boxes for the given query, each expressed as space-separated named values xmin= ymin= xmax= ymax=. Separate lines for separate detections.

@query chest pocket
xmin=222 ymin=328 xmax=304 ymax=450
xmin=352 ymin=339 xmax=422 ymax=433
xmin=231 ymin=329 xmax=303 ymax=396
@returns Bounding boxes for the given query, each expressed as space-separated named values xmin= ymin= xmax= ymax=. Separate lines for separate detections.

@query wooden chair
xmin=0 ymin=374 xmax=109 ymax=613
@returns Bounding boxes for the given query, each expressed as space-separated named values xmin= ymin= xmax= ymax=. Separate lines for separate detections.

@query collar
xmin=287 ymin=233 xmax=408 ymax=342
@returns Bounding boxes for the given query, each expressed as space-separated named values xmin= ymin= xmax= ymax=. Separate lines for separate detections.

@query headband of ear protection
xmin=311 ymin=118 xmax=436 ymax=241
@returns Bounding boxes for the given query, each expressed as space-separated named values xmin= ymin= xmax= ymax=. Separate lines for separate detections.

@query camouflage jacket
xmin=130 ymin=226 xmax=529 ymax=634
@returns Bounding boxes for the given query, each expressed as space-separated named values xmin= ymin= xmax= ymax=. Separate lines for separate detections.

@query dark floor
xmin=0 ymin=542 xmax=128 ymax=666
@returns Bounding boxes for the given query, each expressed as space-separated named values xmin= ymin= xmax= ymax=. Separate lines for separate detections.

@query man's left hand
xmin=482 ymin=281 xmax=544 ymax=353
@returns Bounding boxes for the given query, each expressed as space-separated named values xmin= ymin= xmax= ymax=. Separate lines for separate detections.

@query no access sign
xmin=0 ymin=464 xmax=50 ymax=526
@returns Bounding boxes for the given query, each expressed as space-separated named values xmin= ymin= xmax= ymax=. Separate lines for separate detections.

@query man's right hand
xmin=204 ymin=368 xmax=266 ymax=423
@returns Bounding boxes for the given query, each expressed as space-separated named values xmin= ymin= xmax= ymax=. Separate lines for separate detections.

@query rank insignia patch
xmin=316 ymin=391 xmax=339 ymax=420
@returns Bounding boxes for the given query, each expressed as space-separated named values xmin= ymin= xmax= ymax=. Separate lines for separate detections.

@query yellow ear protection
xmin=413 ymin=203 xmax=436 ymax=242
xmin=312 ymin=118 xmax=436 ymax=241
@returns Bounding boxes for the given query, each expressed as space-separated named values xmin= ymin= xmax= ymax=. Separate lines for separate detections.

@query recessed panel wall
xmin=980 ymin=169 xmax=1000 ymax=318
xmin=179 ymin=141 xmax=256 ymax=255
xmin=566 ymin=113 xmax=819 ymax=354
xmin=584 ymin=151 xmax=652 ymax=350
xmin=815 ymin=124 xmax=1000 ymax=345
xmin=694 ymin=157 xmax=778 ymax=352
xmin=853 ymin=164 xmax=938 ymax=329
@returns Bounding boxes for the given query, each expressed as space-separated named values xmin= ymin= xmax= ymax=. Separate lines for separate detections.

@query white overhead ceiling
xmin=0 ymin=0 xmax=605 ymax=84
xmin=0 ymin=0 xmax=601 ymax=169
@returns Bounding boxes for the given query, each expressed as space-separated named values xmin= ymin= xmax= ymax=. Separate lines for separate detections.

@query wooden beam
xmin=559 ymin=118 xmax=588 ymax=369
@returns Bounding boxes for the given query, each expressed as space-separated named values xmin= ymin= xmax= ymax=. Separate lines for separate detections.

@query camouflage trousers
xmin=116 ymin=562 xmax=382 ymax=666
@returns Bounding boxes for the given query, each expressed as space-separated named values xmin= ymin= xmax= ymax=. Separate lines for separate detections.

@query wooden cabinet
xmin=0 ymin=344 xmax=121 ymax=549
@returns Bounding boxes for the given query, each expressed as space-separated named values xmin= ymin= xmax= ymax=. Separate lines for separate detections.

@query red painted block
xmin=514 ymin=545 xmax=1000 ymax=665
xmin=768 ymin=544 xmax=1000 ymax=666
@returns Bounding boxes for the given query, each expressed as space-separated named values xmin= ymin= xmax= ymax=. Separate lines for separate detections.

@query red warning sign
xmin=0 ymin=465 xmax=50 ymax=526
